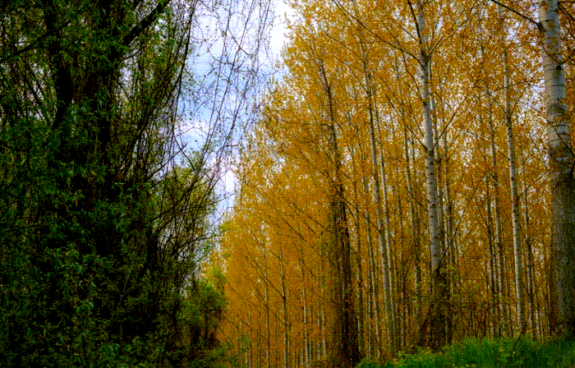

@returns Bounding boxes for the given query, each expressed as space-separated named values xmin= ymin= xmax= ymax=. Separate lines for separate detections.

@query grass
xmin=356 ymin=336 xmax=575 ymax=368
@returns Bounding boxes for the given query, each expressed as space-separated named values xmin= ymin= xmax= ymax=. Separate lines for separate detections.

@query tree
xmin=0 ymin=0 xmax=270 ymax=365
xmin=539 ymin=0 xmax=575 ymax=336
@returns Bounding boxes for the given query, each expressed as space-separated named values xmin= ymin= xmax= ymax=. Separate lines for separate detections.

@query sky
xmin=269 ymin=0 xmax=294 ymax=61
xmin=218 ymin=0 xmax=295 ymax=204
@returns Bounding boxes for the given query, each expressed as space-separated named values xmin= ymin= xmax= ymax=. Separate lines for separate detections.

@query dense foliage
xmin=0 ymin=0 xmax=248 ymax=366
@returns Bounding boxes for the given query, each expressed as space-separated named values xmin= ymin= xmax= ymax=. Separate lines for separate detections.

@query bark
xmin=415 ymin=0 xmax=446 ymax=349
xmin=479 ymin=22 xmax=499 ymax=333
xmin=405 ymin=127 xmax=423 ymax=327
xmin=483 ymin=65 xmax=503 ymax=336
xmin=301 ymin=268 xmax=310 ymax=365
xmin=295 ymin=225 xmax=311 ymax=365
xmin=248 ymin=311 xmax=253 ymax=368
xmin=318 ymin=59 xmax=361 ymax=366
xmin=279 ymin=248 xmax=290 ymax=368
xmin=519 ymin=153 xmax=539 ymax=338
xmin=355 ymin=16 xmax=396 ymax=353
xmin=366 ymin=76 xmax=396 ymax=355
xmin=441 ymin=108 xmax=454 ymax=343
xmin=539 ymin=0 xmax=575 ymax=336
xmin=263 ymin=247 xmax=271 ymax=368
xmin=486 ymin=176 xmax=499 ymax=335
xmin=503 ymin=43 xmax=526 ymax=334
xmin=486 ymin=82 xmax=510 ymax=334
xmin=350 ymin=145 xmax=366 ymax=355
xmin=361 ymin=154 xmax=381 ymax=357
xmin=380 ymin=148 xmax=397 ymax=346
xmin=396 ymin=62 xmax=423 ymax=334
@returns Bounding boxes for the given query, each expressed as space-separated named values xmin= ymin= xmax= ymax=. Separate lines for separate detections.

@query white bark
xmin=417 ymin=1 xmax=442 ymax=280
xmin=503 ymin=43 xmax=526 ymax=333
xmin=404 ymin=127 xmax=422 ymax=323
xmin=539 ymin=0 xmax=575 ymax=335
xmin=416 ymin=0 xmax=445 ymax=348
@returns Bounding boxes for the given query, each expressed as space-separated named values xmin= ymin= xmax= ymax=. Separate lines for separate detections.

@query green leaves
xmin=0 ymin=0 xmax=226 ymax=366
xmin=357 ymin=337 xmax=575 ymax=368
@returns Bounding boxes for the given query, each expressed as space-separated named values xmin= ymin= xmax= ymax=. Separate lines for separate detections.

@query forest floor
xmin=357 ymin=336 xmax=575 ymax=368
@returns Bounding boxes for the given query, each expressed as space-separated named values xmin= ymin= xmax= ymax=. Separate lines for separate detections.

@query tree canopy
xmin=218 ymin=0 xmax=575 ymax=366
xmin=0 ymin=0 xmax=270 ymax=366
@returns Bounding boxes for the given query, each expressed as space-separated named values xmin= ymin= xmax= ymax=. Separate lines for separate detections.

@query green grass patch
xmin=356 ymin=336 xmax=575 ymax=368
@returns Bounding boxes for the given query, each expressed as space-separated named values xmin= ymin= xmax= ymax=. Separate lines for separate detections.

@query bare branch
xmin=488 ymin=0 xmax=542 ymax=30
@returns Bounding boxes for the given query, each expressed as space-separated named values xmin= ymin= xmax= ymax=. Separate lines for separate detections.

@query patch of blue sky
xmin=173 ymin=0 xmax=295 ymax=215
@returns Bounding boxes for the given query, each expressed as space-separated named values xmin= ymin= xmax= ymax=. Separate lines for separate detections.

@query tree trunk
xmin=366 ymin=77 xmax=396 ymax=355
xmin=279 ymin=248 xmax=290 ymax=368
xmin=298 ymin=251 xmax=310 ymax=366
xmin=319 ymin=59 xmax=361 ymax=366
xmin=416 ymin=0 xmax=446 ymax=349
xmin=404 ymin=125 xmax=423 ymax=334
xmin=503 ymin=42 xmax=526 ymax=334
xmin=350 ymin=145 xmax=366 ymax=355
xmin=262 ymin=245 xmax=272 ymax=368
xmin=361 ymin=154 xmax=381 ymax=357
xmin=539 ymin=0 xmax=575 ymax=336
xmin=441 ymin=107 xmax=454 ymax=344
xmin=486 ymin=81 xmax=510 ymax=335
xmin=479 ymin=12 xmax=501 ymax=336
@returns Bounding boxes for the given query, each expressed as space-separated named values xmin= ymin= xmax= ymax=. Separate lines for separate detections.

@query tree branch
xmin=122 ymin=0 xmax=172 ymax=50
xmin=0 ymin=20 xmax=71 ymax=64
xmin=488 ymin=0 xmax=542 ymax=30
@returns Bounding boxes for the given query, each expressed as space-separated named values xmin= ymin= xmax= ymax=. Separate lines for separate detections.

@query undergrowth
xmin=356 ymin=336 xmax=575 ymax=368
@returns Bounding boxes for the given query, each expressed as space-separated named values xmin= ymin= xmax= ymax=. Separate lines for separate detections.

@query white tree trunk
xmin=404 ymin=125 xmax=422 ymax=325
xmin=356 ymin=22 xmax=396 ymax=352
xmin=416 ymin=0 xmax=445 ymax=348
xmin=503 ymin=40 xmax=526 ymax=333
xmin=539 ymin=0 xmax=575 ymax=335
xmin=417 ymin=0 xmax=441 ymax=284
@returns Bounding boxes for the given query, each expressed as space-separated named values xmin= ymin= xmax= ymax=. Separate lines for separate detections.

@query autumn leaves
xmin=218 ymin=0 xmax=575 ymax=366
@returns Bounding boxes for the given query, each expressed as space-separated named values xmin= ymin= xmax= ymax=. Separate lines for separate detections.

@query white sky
xmin=269 ymin=0 xmax=294 ymax=60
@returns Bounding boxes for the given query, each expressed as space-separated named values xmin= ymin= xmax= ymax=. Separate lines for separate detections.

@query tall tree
xmin=539 ymin=0 xmax=575 ymax=336
xmin=0 ymin=0 xmax=270 ymax=365
xmin=410 ymin=0 xmax=446 ymax=349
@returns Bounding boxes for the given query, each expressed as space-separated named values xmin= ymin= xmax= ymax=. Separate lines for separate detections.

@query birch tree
xmin=539 ymin=0 xmax=575 ymax=336
xmin=409 ymin=0 xmax=446 ymax=349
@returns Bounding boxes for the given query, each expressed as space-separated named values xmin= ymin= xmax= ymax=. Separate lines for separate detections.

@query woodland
xmin=218 ymin=0 xmax=575 ymax=367
xmin=0 ymin=0 xmax=270 ymax=366
xmin=2 ymin=0 xmax=575 ymax=367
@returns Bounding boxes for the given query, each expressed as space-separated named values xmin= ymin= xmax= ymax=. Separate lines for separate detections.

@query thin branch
xmin=488 ymin=0 xmax=541 ymax=30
